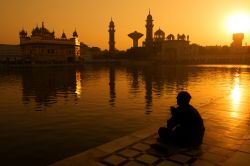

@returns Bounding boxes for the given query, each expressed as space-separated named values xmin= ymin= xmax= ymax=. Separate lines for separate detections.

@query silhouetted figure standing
xmin=158 ymin=91 xmax=205 ymax=147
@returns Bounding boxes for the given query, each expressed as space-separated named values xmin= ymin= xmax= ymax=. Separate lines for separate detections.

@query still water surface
xmin=0 ymin=64 xmax=250 ymax=165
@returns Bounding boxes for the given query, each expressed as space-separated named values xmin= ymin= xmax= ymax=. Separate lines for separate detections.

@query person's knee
xmin=158 ymin=127 xmax=169 ymax=139
xmin=158 ymin=127 xmax=166 ymax=134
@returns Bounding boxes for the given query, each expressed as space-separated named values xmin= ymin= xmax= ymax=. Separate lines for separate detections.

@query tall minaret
xmin=109 ymin=18 xmax=115 ymax=53
xmin=145 ymin=10 xmax=154 ymax=49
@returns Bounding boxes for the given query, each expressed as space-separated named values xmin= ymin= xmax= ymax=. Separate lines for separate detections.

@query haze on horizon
xmin=1 ymin=0 xmax=250 ymax=50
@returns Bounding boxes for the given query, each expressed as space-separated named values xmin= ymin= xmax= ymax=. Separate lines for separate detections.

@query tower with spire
xmin=108 ymin=18 xmax=115 ymax=53
xmin=145 ymin=10 xmax=154 ymax=50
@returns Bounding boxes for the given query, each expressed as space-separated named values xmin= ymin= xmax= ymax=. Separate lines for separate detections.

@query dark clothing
xmin=158 ymin=105 xmax=205 ymax=147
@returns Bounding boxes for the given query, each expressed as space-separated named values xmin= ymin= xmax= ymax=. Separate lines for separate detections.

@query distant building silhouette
xmin=0 ymin=44 xmax=21 ymax=63
xmin=154 ymin=28 xmax=165 ymax=51
xmin=154 ymin=28 xmax=165 ymax=42
xmin=108 ymin=18 xmax=116 ymax=53
xmin=19 ymin=22 xmax=80 ymax=64
xmin=230 ymin=33 xmax=247 ymax=55
xmin=159 ymin=33 xmax=190 ymax=61
xmin=80 ymin=42 xmax=102 ymax=62
xmin=128 ymin=31 xmax=143 ymax=48
xmin=144 ymin=10 xmax=154 ymax=51
xmin=110 ymin=10 xmax=250 ymax=64
xmin=231 ymin=33 xmax=244 ymax=48
xmin=126 ymin=11 xmax=191 ymax=60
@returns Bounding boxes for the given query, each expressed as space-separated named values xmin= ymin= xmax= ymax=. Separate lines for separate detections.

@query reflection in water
xmin=144 ymin=69 xmax=153 ymax=113
xmin=129 ymin=67 xmax=140 ymax=92
xmin=22 ymin=68 xmax=77 ymax=111
xmin=109 ymin=66 xmax=116 ymax=107
xmin=231 ymin=68 xmax=241 ymax=118
xmin=124 ymin=65 xmax=191 ymax=113
xmin=75 ymin=71 xmax=82 ymax=98
xmin=20 ymin=65 xmax=193 ymax=112
xmin=140 ymin=66 xmax=190 ymax=113
xmin=175 ymin=67 xmax=189 ymax=92
xmin=19 ymin=65 xmax=233 ymax=113
xmin=2 ymin=64 xmax=250 ymax=165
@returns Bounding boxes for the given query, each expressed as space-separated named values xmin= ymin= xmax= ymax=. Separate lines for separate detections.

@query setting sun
xmin=227 ymin=13 xmax=250 ymax=33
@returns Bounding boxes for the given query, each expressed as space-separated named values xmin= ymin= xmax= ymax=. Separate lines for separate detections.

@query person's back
xmin=158 ymin=91 xmax=205 ymax=147
xmin=168 ymin=104 xmax=204 ymax=146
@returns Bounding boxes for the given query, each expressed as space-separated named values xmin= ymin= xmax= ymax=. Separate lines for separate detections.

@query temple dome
xmin=61 ymin=32 xmax=67 ymax=39
xmin=31 ymin=22 xmax=53 ymax=37
xmin=19 ymin=29 xmax=27 ymax=37
xmin=32 ymin=26 xmax=40 ymax=34
xmin=73 ymin=30 xmax=78 ymax=37
xmin=155 ymin=28 xmax=165 ymax=35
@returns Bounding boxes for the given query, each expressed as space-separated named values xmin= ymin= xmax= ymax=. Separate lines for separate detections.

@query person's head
xmin=177 ymin=91 xmax=191 ymax=106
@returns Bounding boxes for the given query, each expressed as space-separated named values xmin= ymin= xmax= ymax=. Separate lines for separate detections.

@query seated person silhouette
xmin=153 ymin=91 xmax=205 ymax=152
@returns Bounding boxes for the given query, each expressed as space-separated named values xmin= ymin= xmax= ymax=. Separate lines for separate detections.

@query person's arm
xmin=167 ymin=106 xmax=179 ymax=130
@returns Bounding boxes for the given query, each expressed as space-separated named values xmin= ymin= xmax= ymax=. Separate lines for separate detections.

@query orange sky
xmin=1 ymin=0 xmax=250 ymax=50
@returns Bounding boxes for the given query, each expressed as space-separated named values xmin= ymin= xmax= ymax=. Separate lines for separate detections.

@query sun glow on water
xmin=231 ymin=72 xmax=241 ymax=118
xmin=75 ymin=71 xmax=82 ymax=98
xmin=231 ymin=83 xmax=240 ymax=105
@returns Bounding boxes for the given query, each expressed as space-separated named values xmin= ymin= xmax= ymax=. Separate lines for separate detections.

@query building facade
xmin=159 ymin=34 xmax=190 ymax=61
xmin=19 ymin=22 xmax=80 ymax=63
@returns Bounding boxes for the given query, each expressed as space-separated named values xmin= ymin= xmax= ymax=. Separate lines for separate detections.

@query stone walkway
xmin=51 ymin=94 xmax=250 ymax=166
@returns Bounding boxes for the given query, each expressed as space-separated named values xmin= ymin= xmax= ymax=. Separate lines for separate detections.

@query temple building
xmin=154 ymin=28 xmax=165 ymax=51
xmin=19 ymin=22 xmax=80 ymax=63
xmin=126 ymin=11 xmax=191 ymax=60
xmin=159 ymin=33 xmax=190 ymax=61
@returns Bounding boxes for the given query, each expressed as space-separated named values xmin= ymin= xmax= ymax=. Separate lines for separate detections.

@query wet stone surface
xmin=52 ymin=95 xmax=250 ymax=166
xmin=98 ymin=135 xmax=201 ymax=166
xmin=96 ymin=96 xmax=250 ymax=166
